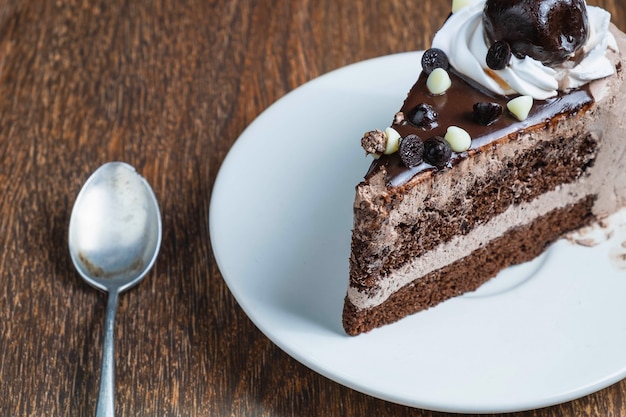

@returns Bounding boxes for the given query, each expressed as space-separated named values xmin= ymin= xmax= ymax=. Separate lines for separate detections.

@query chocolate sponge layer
xmin=343 ymin=195 xmax=596 ymax=336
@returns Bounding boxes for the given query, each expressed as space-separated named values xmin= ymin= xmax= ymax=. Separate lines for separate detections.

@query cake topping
xmin=444 ymin=126 xmax=472 ymax=152
xmin=360 ymin=0 xmax=611 ymax=178
xmin=507 ymin=95 xmax=534 ymax=121
xmin=361 ymin=129 xmax=386 ymax=156
xmin=486 ymin=40 xmax=512 ymax=70
xmin=384 ymin=127 xmax=402 ymax=154
xmin=426 ymin=68 xmax=452 ymax=95
xmin=361 ymin=127 xmax=408 ymax=156
xmin=473 ymin=102 xmax=503 ymax=125
xmin=423 ymin=136 xmax=452 ymax=168
xmin=483 ymin=0 xmax=589 ymax=66
xmin=421 ymin=48 xmax=450 ymax=74
xmin=432 ymin=0 xmax=617 ymax=99
xmin=398 ymin=134 xmax=425 ymax=167
xmin=407 ymin=103 xmax=438 ymax=129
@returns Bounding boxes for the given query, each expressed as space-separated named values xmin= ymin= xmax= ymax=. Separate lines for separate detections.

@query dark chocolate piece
xmin=407 ymin=103 xmax=438 ymax=129
xmin=423 ymin=136 xmax=452 ymax=168
xmin=421 ymin=48 xmax=450 ymax=75
xmin=483 ymin=0 xmax=589 ymax=66
xmin=486 ymin=40 xmax=512 ymax=70
xmin=473 ymin=102 xmax=503 ymax=126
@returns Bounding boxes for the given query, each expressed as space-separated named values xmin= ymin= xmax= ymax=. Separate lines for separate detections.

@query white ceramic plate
xmin=209 ymin=52 xmax=626 ymax=413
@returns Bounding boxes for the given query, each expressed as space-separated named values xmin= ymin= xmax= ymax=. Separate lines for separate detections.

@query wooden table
xmin=1 ymin=0 xmax=625 ymax=415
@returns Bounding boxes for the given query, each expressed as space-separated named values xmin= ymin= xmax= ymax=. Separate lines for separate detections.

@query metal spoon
xmin=68 ymin=162 xmax=162 ymax=417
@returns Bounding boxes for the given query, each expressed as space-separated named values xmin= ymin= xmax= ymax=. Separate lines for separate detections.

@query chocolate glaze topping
xmin=364 ymin=0 xmax=603 ymax=187
xmin=366 ymin=67 xmax=593 ymax=187
xmin=483 ymin=0 xmax=589 ymax=65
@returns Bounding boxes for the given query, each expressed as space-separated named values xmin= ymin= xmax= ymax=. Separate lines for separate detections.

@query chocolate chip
xmin=421 ymin=48 xmax=450 ymax=75
xmin=486 ymin=40 xmax=512 ymax=70
xmin=473 ymin=102 xmax=503 ymax=126
xmin=407 ymin=103 xmax=438 ymax=129
xmin=423 ymin=136 xmax=452 ymax=168
xmin=399 ymin=134 xmax=425 ymax=168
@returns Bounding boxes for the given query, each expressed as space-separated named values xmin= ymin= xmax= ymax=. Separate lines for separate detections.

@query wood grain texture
xmin=0 ymin=0 xmax=624 ymax=415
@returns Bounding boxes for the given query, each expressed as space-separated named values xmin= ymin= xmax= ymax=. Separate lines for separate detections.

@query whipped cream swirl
xmin=432 ymin=0 xmax=618 ymax=100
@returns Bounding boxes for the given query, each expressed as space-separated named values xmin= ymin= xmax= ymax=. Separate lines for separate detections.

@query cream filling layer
xmin=348 ymin=180 xmax=593 ymax=310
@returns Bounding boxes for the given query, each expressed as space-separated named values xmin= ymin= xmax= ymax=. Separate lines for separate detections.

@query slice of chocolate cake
xmin=344 ymin=0 xmax=626 ymax=335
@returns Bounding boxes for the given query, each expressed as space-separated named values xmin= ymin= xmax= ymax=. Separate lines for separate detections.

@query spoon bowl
xmin=68 ymin=162 xmax=162 ymax=416
xmin=69 ymin=162 xmax=161 ymax=291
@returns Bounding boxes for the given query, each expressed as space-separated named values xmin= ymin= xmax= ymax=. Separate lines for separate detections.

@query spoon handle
xmin=95 ymin=289 xmax=119 ymax=417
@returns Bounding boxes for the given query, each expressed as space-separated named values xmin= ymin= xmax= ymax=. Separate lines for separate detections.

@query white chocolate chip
xmin=384 ymin=127 xmax=401 ymax=154
xmin=426 ymin=68 xmax=452 ymax=95
xmin=444 ymin=126 xmax=471 ymax=152
xmin=507 ymin=95 xmax=533 ymax=121
xmin=452 ymin=0 xmax=474 ymax=13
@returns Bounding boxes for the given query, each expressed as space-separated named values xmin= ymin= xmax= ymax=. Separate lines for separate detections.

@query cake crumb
xmin=609 ymin=247 xmax=626 ymax=270
xmin=565 ymin=224 xmax=613 ymax=247
xmin=566 ymin=208 xmax=626 ymax=247
xmin=567 ymin=209 xmax=626 ymax=270
xmin=573 ymin=238 xmax=602 ymax=247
